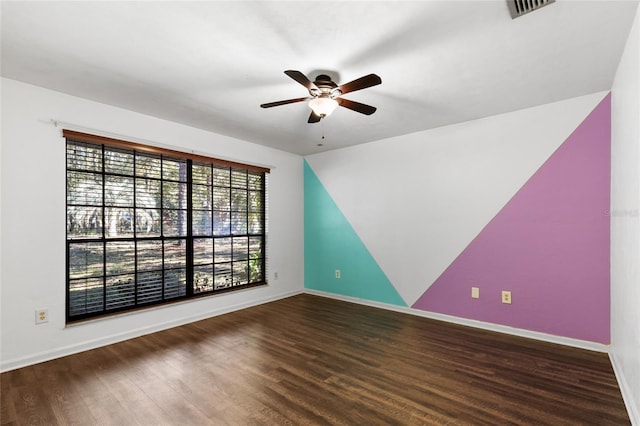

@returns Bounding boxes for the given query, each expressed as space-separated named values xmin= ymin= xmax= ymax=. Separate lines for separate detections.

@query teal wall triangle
xmin=304 ymin=160 xmax=406 ymax=306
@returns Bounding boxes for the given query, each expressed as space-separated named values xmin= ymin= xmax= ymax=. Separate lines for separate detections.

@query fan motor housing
xmin=313 ymin=75 xmax=339 ymax=97
xmin=315 ymin=75 xmax=337 ymax=87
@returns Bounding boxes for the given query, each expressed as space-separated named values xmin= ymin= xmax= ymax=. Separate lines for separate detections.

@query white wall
xmin=611 ymin=5 xmax=640 ymax=424
xmin=0 ymin=78 xmax=304 ymax=371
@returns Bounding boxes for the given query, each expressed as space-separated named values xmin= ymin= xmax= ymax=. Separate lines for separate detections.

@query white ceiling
xmin=1 ymin=1 xmax=638 ymax=155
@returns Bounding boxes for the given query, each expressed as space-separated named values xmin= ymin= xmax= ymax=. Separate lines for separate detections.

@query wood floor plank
xmin=31 ymin=364 xmax=98 ymax=425
xmin=1 ymin=294 xmax=631 ymax=425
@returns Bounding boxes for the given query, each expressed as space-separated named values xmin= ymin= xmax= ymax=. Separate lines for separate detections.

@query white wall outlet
xmin=471 ymin=287 xmax=480 ymax=299
xmin=335 ymin=269 xmax=341 ymax=279
xmin=501 ymin=291 xmax=512 ymax=304
xmin=274 ymin=271 xmax=278 ymax=280
xmin=35 ymin=309 xmax=48 ymax=324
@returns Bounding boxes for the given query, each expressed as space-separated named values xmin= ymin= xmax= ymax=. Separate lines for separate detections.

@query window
xmin=65 ymin=130 xmax=268 ymax=322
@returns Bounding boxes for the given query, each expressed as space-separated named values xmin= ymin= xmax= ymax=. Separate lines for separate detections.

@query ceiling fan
xmin=260 ymin=70 xmax=382 ymax=123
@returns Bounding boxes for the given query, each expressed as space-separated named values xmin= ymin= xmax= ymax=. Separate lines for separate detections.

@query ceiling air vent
xmin=508 ymin=0 xmax=555 ymax=19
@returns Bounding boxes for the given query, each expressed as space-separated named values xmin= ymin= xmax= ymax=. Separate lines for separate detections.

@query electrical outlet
xmin=501 ymin=291 xmax=512 ymax=304
xmin=471 ymin=287 xmax=480 ymax=299
xmin=335 ymin=269 xmax=341 ymax=279
xmin=35 ymin=309 xmax=48 ymax=324
xmin=274 ymin=272 xmax=278 ymax=280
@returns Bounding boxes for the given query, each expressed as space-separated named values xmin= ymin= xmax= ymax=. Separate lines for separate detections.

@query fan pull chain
xmin=317 ymin=121 xmax=326 ymax=147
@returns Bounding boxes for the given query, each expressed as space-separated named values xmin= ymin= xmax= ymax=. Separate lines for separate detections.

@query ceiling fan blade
xmin=337 ymin=74 xmax=381 ymax=95
xmin=260 ymin=97 xmax=310 ymax=108
xmin=308 ymin=111 xmax=321 ymax=123
xmin=337 ymin=98 xmax=377 ymax=115
xmin=284 ymin=70 xmax=319 ymax=92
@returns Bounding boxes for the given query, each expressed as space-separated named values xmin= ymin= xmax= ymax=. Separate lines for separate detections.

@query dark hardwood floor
xmin=1 ymin=294 xmax=630 ymax=425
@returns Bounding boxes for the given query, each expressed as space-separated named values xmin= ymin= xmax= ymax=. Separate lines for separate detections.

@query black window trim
xmin=64 ymin=130 xmax=269 ymax=323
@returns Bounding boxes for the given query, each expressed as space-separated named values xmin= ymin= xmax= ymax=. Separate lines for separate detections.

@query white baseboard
xmin=610 ymin=352 xmax=640 ymax=426
xmin=1 ymin=289 xmax=303 ymax=372
xmin=304 ymin=289 xmax=609 ymax=353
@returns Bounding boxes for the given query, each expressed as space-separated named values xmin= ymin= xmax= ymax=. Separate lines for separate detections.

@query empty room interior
xmin=1 ymin=1 xmax=639 ymax=424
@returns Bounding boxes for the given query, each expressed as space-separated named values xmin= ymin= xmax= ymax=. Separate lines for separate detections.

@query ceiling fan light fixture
xmin=308 ymin=96 xmax=339 ymax=117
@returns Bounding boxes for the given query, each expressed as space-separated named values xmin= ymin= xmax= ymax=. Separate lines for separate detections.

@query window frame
xmin=64 ymin=130 xmax=269 ymax=323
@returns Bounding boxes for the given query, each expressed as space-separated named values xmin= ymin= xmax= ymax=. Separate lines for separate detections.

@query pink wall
xmin=413 ymin=94 xmax=611 ymax=344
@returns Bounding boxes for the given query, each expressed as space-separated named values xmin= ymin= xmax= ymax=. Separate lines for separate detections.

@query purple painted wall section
xmin=413 ymin=94 xmax=611 ymax=344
